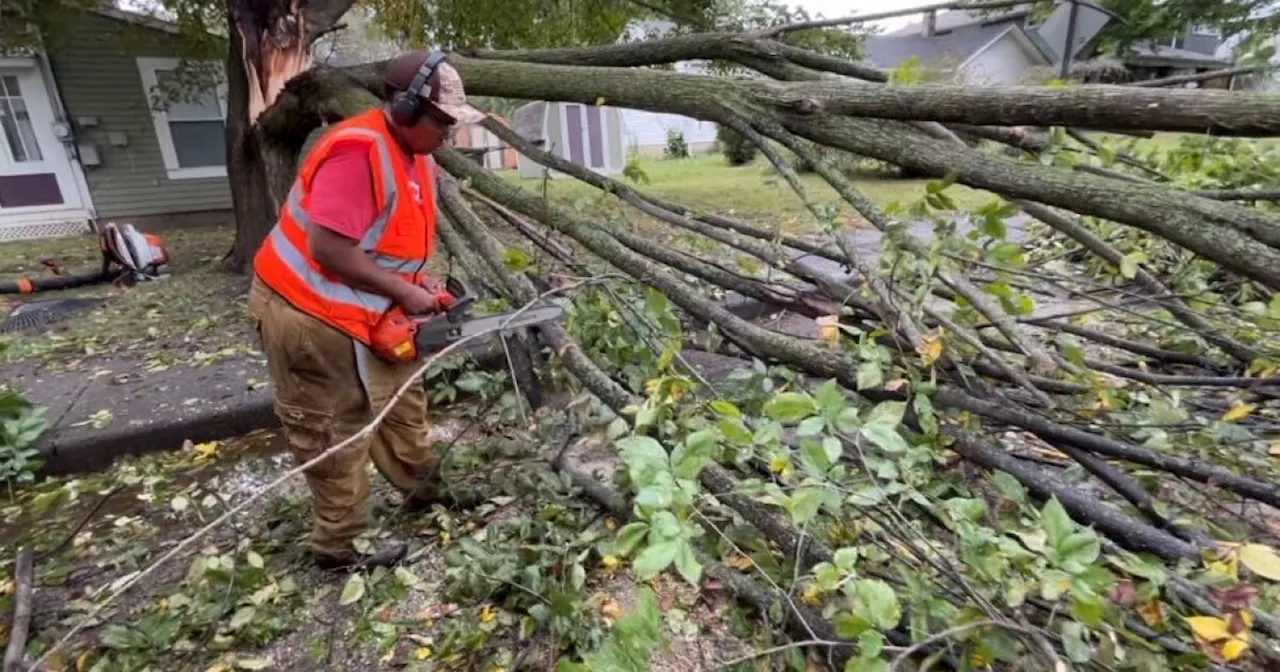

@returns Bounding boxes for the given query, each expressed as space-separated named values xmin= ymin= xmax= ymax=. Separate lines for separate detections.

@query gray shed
xmin=512 ymin=101 xmax=624 ymax=179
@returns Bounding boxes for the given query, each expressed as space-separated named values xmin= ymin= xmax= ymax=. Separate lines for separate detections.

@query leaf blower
xmin=0 ymin=222 xmax=172 ymax=295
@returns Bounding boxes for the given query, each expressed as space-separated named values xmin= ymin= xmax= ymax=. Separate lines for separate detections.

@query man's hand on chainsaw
xmin=394 ymin=283 xmax=441 ymax=315
xmin=393 ymin=278 xmax=455 ymax=315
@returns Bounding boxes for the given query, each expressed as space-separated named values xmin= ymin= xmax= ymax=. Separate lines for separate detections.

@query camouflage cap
xmin=430 ymin=61 xmax=486 ymax=126
xmin=385 ymin=51 xmax=485 ymax=126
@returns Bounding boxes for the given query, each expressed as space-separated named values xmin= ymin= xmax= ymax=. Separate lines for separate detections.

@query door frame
xmin=0 ymin=54 xmax=94 ymax=226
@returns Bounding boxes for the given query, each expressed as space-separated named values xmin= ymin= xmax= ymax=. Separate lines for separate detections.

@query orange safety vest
xmin=253 ymin=108 xmax=440 ymax=345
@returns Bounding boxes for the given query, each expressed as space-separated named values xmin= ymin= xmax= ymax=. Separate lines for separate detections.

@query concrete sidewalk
xmin=10 ymin=339 xmax=510 ymax=476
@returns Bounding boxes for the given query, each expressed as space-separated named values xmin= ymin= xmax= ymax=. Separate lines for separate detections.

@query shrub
xmin=715 ymin=125 xmax=757 ymax=166
xmin=663 ymin=129 xmax=689 ymax=159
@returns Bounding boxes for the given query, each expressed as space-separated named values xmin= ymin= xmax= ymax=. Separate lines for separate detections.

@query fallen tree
xmin=40 ymin=18 xmax=1280 ymax=671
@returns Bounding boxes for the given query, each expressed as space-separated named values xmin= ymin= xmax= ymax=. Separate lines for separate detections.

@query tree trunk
xmin=222 ymin=0 xmax=354 ymax=274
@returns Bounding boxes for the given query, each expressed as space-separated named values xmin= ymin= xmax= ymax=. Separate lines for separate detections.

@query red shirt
xmin=306 ymin=140 xmax=423 ymax=241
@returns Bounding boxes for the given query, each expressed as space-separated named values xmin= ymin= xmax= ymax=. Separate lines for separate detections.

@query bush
xmin=715 ymin=125 xmax=757 ymax=166
xmin=663 ymin=129 xmax=689 ymax=159
xmin=0 ymin=344 xmax=47 ymax=492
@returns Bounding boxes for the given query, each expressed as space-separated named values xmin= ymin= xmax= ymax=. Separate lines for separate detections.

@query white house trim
xmin=36 ymin=50 xmax=95 ymax=218
xmin=959 ymin=25 xmax=1051 ymax=71
xmin=135 ymin=56 xmax=228 ymax=180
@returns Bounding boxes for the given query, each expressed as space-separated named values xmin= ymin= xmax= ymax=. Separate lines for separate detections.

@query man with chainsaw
xmin=249 ymin=50 xmax=486 ymax=572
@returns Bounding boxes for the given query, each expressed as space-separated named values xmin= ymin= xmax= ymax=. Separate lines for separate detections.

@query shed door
xmin=564 ymin=104 xmax=608 ymax=170
xmin=0 ymin=66 xmax=82 ymax=216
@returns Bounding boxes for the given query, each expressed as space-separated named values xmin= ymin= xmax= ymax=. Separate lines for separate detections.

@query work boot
xmin=312 ymin=539 xmax=408 ymax=573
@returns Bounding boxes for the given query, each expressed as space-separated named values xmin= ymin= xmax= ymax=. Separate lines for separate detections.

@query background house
xmin=867 ymin=2 xmax=1233 ymax=85
xmin=2 ymin=7 xmax=231 ymax=242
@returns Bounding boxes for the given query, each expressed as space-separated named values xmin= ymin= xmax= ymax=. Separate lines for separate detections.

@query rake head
xmin=1 ymin=298 xmax=104 ymax=334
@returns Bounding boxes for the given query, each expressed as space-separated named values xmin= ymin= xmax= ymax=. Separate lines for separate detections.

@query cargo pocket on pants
xmin=275 ymin=401 xmax=342 ymax=480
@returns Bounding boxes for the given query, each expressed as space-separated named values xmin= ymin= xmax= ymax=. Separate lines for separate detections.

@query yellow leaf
xmin=599 ymin=597 xmax=622 ymax=620
xmin=594 ymin=97 xmax=606 ymax=106
xmin=415 ymin=647 xmax=432 ymax=660
xmin=918 ymin=329 xmax=944 ymax=366
xmin=802 ymin=583 xmax=821 ymax=605
xmin=479 ymin=605 xmax=496 ymax=623
xmin=1137 ymin=598 xmax=1165 ymax=627
xmin=1221 ymin=637 xmax=1250 ymax=661
xmin=1271 ymin=441 xmax=1280 ymax=457
xmin=725 ymin=553 xmax=755 ymax=571
xmin=76 ymin=651 xmax=95 ymax=672
xmin=1186 ymin=615 xmax=1232 ymax=641
xmin=769 ymin=455 xmax=792 ymax=477
xmin=1240 ymin=543 xmax=1280 ymax=581
xmin=192 ymin=441 xmax=219 ymax=459
xmin=815 ymin=315 xmax=839 ymax=348
xmin=1223 ymin=401 xmax=1257 ymax=422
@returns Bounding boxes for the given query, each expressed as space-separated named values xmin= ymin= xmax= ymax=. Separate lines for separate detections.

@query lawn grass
xmin=0 ymin=225 xmax=255 ymax=368
xmin=499 ymin=152 xmax=996 ymax=233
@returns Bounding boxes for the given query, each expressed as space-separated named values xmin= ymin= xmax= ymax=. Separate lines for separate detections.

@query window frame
xmin=136 ymin=56 xmax=228 ymax=180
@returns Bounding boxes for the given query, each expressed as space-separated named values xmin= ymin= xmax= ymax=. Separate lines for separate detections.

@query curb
xmin=34 ymin=340 xmax=513 ymax=477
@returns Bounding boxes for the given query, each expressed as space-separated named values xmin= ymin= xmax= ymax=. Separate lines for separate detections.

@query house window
xmin=136 ymin=57 xmax=227 ymax=180
xmin=0 ymin=75 xmax=43 ymax=162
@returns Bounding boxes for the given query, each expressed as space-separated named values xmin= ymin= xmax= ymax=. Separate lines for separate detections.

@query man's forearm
xmin=311 ymin=237 xmax=412 ymax=303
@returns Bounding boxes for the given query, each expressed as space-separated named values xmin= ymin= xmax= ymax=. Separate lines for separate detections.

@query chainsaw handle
xmin=443 ymin=276 xmax=475 ymax=320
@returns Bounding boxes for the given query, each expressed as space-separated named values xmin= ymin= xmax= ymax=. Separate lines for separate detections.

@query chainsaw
xmin=369 ymin=277 xmax=564 ymax=364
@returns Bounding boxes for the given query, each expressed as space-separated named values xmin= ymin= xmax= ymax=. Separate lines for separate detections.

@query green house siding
xmin=47 ymin=12 xmax=232 ymax=220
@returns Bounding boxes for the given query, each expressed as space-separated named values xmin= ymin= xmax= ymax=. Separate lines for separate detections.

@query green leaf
xmin=912 ymin=393 xmax=937 ymax=436
xmin=235 ymin=659 xmax=272 ymax=670
xmin=1056 ymin=530 xmax=1101 ymax=573
xmin=866 ymin=401 xmax=906 ymax=428
xmin=814 ymin=562 xmax=842 ymax=590
xmin=991 ymin=471 xmax=1026 ymax=505
xmin=787 ymin=486 xmax=834 ymax=526
xmin=618 ymin=436 xmax=670 ymax=484
xmin=763 ymin=392 xmax=817 ymax=424
xmin=651 ymin=511 xmax=681 ymax=540
xmin=673 ymin=540 xmax=702 ymax=585
xmin=822 ymin=437 xmax=844 ymax=464
xmin=1041 ymin=497 xmax=1075 ymax=547
xmin=717 ymin=418 xmax=753 ymax=446
xmin=860 ymin=424 xmax=909 ymax=454
xmin=670 ymin=429 xmax=719 ymax=480
xmin=613 ymin=523 xmax=651 ymax=557
xmin=834 ymin=547 xmax=859 ymax=573
xmin=1060 ymin=622 xmax=1091 ymax=663
xmin=856 ymin=361 xmax=883 ymax=390
xmin=709 ymin=400 xmax=740 ymax=417
xmin=845 ymin=657 xmax=888 ymax=672
xmin=1119 ymin=251 xmax=1146 ymax=279
xmin=633 ymin=541 xmax=678 ymax=580
xmin=339 ymin=573 xmax=366 ymax=605
xmin=852 ymin=579 xmax=901 ymax=630
xmin=796 ymin=416 xmax=826 ymax=437
xmin=814 ymin=379 xmax=845 ymax=414
xmin=229 ymin=606 xmax=256 ymax=630
xmin=858 ymin=630 xmax=886 ymax=658
xmin=834 ymin=406 xmax=861 ymax=433
xmin=246 ymin=550 xmax=264 ymax=569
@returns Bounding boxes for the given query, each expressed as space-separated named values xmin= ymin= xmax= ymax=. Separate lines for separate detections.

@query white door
xmin=0 ymin=63 xmax=85 ymax=225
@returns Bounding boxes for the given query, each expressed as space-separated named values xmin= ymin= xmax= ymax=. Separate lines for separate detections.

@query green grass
xmin=499 ymin=153 xmax=995 ymax=233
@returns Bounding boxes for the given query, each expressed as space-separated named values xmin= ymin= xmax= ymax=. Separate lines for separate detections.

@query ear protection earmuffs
xmin=388 ymin=49 xmax=449 ymax=127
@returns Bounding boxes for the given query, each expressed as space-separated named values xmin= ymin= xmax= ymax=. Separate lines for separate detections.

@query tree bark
xmin=223 ymin=0 xmax=354 ymax=274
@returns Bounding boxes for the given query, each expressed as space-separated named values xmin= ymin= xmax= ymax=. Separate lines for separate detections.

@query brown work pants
xmin=249 ymin=276 xmax=436 ymax=554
